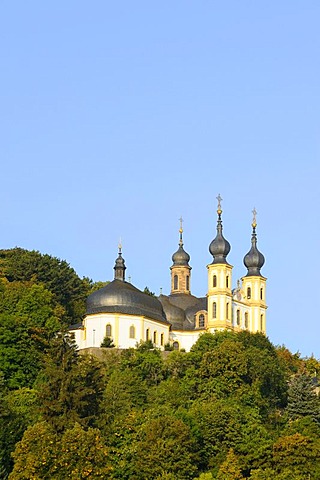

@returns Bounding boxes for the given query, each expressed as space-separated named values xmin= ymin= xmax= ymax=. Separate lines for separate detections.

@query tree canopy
xmin=0 ymin=248 xmax=319 ymax=478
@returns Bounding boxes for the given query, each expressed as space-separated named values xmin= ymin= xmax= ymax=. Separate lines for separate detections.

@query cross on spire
xmin=252 ymin=208 xmax=257 ymax=228
xmin=179 ymin=216 xmax=184 ymax=245
xmin=216 ymin=194 xmax=222 ymax=213
xmin=179 ymin=216 xmax=183 ymax=233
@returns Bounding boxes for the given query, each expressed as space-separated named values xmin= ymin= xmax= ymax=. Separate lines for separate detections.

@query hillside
xmin=0 ymin=248 xmax=319 ymax=479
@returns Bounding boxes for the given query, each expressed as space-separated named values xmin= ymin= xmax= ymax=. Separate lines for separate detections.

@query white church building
xmin=71 ymin=197 xmax=267 ymax=352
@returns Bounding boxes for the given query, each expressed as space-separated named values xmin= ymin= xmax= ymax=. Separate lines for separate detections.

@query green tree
xmin=9 ymin=422 xmax=112 ymax=479
xmin=100 ymin=336 xmax=115 ymax=348
xmin=0 ymin=314 xmax=48 ymax=389
xmin=143 ymin=286 xmax=155 ymax=296
xmin=275 ymin=345 xmax=302 ymax=376
xmin=0 ymin=248 xmax=88 ymax=323
xmin=189 ymin=398 xmax=272 ymax=473
xmin=0 ymin=387 xmax=39 ymax=477
xmin=286 ymin=372 xmax=320 ymax=423
xmin=0 ymin=280 xmax=64 ymax=333
xmin=37 ymin=334 xmax=104 ymax=432
xmin=272 ymin=432 xmax=320 ymax=478
xmin=304 ymin=354 xmax=320 ymax=377
xmin=216 ymin=448 xmax=244 ymax=479
xmin=132 ymin=416 xmax=197 ymax=479
xmin=98 ymin=368 xmax=147 ymax=432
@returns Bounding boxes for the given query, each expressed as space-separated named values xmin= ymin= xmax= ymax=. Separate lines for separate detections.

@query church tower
xmin=207 ymin=195 xmax=233 ymax=331
xmin=241 ymin=209 xmax=267 ymax=333
xmin=170 ymin=218 xmax=192 ymax=294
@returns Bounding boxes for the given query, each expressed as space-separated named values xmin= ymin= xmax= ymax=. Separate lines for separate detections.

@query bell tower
xmin=207 ymin=195 xmax=233 ymax=331
xmin=170 ymin=217 xmax=192 ymax=294
xmin=241 ymin=209 xmax=267 ymax=333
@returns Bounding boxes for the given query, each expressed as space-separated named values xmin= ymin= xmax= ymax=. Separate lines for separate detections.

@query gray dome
xmin=172 ymin=245 xmax=190 ymax=266
xmin=243 ymin=226 xmax=265 ymax=276
xmin=209 ymin=211 xmax=231 ymax=264
xmin=171 ymin=225 xmax=190 ymax=267
xmin=87 ymin=279 xmax=168 ymax=323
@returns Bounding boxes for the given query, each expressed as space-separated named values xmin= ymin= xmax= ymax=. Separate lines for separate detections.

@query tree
xmin=37 ymin=334 xmax=104 ymax=432
xmin=143 ymin=286 xmax=155 ymax=296
xmin=0 ymin=314 xmax=48 ymax=389
xmin=286 ymin=372 xmax=320 ymax=423
xmin=275 ymin=346 xmax=302 ymax=376
xmin=304 ymin=354 xmax=320 ymax=377
xmin=0 ymin=387 xmax=39 ymax=476
xmin=272 ymin=432 xmax=320 ymax=478
xmin=98 ymin=368 xmax=147 ymax=432
xmin=216 ymin=448 xmax=244 ymax=479
xmin=0 ymin=248 xmax=88 ymax=323
xmin=198 ymin=339 xmax=249 ymax=395
xmin=189 ymin=398 xmax=272 ymax=473
xmin=9 ymin=422 xmax=112 ymax=479
xmin=132 ymin=416 xmax=197 ymax=479
xmin=100 ymin=336 xmax=115 ymax=348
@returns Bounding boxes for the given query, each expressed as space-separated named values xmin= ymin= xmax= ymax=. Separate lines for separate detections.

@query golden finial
xmin=179 ymin=216 xmax=183 ymax=234
xmin=216 ymin=193 xmax=222 ymax=214
xmin=252 ymin=208 xmax=257 ymax=228
xmin=118 ymin=237 xmax=122 ymax=253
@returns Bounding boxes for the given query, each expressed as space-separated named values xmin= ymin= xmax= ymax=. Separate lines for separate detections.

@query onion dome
xmin=171 ymin=217 xmax=190 ymax=266
xmin=243 ymin=208 xmax=265 ymax=276
xmin=114 ymin=242 xmax=126 ymax=281
xmin=209 ymin=194 xmax=231 ymax=264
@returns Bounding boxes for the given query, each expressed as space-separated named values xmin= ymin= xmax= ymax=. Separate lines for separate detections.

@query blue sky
xmin=0 ymin=1 xmax=319 ymax=356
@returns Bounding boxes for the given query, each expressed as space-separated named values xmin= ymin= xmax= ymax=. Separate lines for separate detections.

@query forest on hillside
xmin=0 ymin=248 xmax=320 ymax=479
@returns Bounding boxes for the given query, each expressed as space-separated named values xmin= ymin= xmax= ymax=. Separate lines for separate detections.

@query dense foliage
xmin=0 ymin=248 xmax=319 ymax=478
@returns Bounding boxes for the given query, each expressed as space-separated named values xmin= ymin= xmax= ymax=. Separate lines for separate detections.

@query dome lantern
xmin=114 ymin=241 xmax=126 ymax=281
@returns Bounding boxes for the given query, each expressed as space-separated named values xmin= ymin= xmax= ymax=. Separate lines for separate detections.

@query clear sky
xmin=0 ymin=1 xmax=319 ymax=357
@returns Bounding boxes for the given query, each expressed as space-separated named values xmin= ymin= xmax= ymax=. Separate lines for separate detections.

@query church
xmin=71 ymin=196 xmax=267 ymax=352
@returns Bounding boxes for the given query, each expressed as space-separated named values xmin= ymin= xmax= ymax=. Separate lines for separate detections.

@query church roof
xmin=158 ymin=293 xmax=207 ymax=330
xmin=87 ymin=279 xmax=168 ymax=324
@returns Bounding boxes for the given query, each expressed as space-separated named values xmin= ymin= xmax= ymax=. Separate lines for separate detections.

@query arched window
xmin=106 ymin=324 xmax=112 ymax=337
xmin=186 ymin=275 xmax=190 ymax=290
xmin=260 ymin=288 xmax=263 ymax=300
xmin=173 ymin=341 xmax=179 ymax=351
xmin=160 ymin=333 xmax=164 ymax=346
xmin=174 ymin=275 xmax=178 ymax=290
xmin=153 ymin=331 xmax=157 ymax=344
xmin=129 ymin=325 xmax=135 ymax=339
xmin=247 ymin=287 xmax=251 ymax=299
xmin=260 ymin=314 xmax=264 ymax=331
xmin=236 ymin=309 xmax=240 ymax=326
xmin=213 ymin=302 xmax=217 ymax=319
xmin=245 ymin=312 xmax=249 ymax=329
xmin=199 ymin=314 xmax=205 ymax=328
xmin=226 ymin=302 xmax=230 ymax=320
xmin=146 ymin=328 xmax=150 ymax=341
xmin=213 ymin=275 xmax=217 ymax=287
xmin=226 ymin=276 xmax=229 ymax=288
